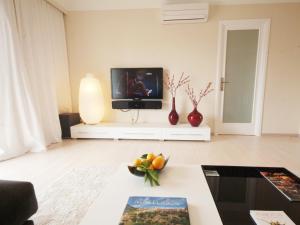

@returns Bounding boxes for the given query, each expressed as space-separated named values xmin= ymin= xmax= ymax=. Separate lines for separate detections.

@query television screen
xmin=111 ymin=68 xmax=163 ymax=99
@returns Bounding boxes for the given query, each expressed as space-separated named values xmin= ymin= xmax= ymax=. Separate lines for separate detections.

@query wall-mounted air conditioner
xmin=161 ymin=2 xmax=209 ymax=24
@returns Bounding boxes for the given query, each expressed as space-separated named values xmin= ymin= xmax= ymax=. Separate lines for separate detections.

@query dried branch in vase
xmin=164 ymin=73 xmax=190 ymax=97
xmin=186 ymin=82 xmax=214 ymax=108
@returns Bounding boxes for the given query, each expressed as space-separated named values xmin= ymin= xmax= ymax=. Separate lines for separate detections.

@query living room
xmin=0 ymin=0 xmax=300 ymax=225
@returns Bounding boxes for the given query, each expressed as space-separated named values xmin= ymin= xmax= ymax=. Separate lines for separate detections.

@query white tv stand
xmin=71 ymin=123 xmax=211 ymax=141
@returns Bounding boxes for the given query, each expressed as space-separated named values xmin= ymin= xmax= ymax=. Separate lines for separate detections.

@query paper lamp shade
xmin=79 ymin=73 xmax=104 ymax=124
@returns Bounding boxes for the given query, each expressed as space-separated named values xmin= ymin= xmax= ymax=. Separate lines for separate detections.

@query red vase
xmin=188 ymin=107 xmax=203 ymax=127
xmin=168 ymin=97 xmax=179 ymax=125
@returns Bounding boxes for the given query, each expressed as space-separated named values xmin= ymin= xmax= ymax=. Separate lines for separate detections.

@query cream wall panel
xmin=65 ymin=3 xmax=300 ymax=134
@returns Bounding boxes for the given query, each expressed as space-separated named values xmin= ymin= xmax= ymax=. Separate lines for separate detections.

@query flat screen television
xmin=111 ymin=68 xmax=163 ymax=100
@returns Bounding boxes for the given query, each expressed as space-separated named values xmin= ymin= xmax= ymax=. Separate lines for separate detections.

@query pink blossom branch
xmin=165 ymin=73 xmax=190 ymax=97
xmin=186 ymin=82 xmax=214 ymax=108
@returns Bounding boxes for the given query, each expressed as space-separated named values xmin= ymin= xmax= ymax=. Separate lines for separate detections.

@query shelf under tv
xmin=111 ymin=100 xmax=162 ymax=109
xmin=71 ymin=122 xmax=211 ymax=141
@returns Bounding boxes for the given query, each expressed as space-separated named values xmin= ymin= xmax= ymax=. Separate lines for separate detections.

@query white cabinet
xmin=163 ymin=127 xmax=210 ymax=141
xmin=117 ymin=127 xmax=160 ymax=140
xmin=71 ymin=123 xmax=211 ymax=141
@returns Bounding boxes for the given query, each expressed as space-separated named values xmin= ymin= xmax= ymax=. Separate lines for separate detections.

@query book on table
xmin=250 ymin=210 xmax=295 ymax=225
xmin=119 ymin=196 xmax=190 ymax=225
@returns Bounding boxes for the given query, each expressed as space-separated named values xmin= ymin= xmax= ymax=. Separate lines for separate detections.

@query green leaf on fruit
xmin=144 ymin=169 xmax=160 ymax=186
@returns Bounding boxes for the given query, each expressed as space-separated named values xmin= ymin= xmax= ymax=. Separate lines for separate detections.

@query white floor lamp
xmin=79 ymin=73 xmax=104 ymax=124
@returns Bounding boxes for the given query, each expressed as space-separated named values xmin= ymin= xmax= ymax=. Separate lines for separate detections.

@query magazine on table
xmin=204 ymin=170 xmax=220 ymax=177
xmin=260 ymin=171 xmax=300 ymax=201
xmin=119 ymin=196 xmax=190 ymax=225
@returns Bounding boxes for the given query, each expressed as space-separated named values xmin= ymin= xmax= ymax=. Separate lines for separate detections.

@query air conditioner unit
xmin=161 ymin=2 xmax=209 ymax=24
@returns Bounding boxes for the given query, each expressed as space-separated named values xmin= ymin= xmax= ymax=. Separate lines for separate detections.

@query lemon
xmin=133 ymin=158 xmax=142 ymax=167
xmin=146 ymin=153 xmax=156 ymax=162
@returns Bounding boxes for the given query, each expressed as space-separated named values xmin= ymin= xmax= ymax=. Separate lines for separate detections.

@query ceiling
xmin=51 ymin=0 xmax=300 ymax=11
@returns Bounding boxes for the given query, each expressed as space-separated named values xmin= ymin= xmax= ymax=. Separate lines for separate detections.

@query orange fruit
xmin=146 ymin=153 xmax=156 ymax=162
xmin=148 ymin=164 xmax=154 ymax=170
xmin=152 ymin=156 xmax=165 ymax=170
xmin=133 ymin=158 xmax=142 ymax=167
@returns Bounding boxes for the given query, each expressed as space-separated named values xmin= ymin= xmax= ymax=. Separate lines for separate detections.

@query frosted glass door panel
xmin=223 ymin=30 xmax=259 ymax=123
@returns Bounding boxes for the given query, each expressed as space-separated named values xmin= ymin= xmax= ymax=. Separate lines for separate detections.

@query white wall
xmin=53 ymin=11 xmax=72 ymax=113
xmin=65 ymin=3 xmax=300 ymax=134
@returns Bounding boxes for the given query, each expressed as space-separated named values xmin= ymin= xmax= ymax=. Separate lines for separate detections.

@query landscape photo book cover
xmin=119 ymin=196 xmax=190 ymax=225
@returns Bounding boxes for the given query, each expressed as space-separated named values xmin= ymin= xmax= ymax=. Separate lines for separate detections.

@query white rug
xmin=32 ymin=167 xmax=116 ymax=225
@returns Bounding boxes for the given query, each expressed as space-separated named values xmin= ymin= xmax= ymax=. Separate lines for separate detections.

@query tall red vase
xmin=168 ymin=97 xmax=179 ymax=125
xmin=187 ymin=107 xmax=203 ymax=127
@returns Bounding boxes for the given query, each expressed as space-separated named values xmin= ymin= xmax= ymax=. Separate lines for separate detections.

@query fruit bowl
xmin=128 ymin=153 xmax=169 ymax=186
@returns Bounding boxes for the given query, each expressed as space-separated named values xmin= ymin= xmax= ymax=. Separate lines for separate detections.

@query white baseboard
xmin=262 ymin=133 xmax=299 ymax=137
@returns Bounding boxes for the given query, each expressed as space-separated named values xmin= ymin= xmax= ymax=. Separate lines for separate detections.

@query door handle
xmin=220 ymin=77 xmax=231 ymax=91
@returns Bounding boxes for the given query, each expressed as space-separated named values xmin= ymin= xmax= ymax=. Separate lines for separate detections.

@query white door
xmin=215 ymin=19 xmax=270 ymax=136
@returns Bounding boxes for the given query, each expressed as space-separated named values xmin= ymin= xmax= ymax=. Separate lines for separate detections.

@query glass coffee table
xmin=202 ymin=165 xmax=300 ymax=225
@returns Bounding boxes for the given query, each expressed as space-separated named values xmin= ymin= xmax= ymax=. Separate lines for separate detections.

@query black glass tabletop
xmin=202 ymin=165 xmax=300 ymax=225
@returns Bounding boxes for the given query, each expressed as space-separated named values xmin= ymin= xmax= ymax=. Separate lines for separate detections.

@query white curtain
xmin=0 ymin=0 xmax=43 ymax=160
xmin=15 ymin=0 xmax=72 ymax=113
xmin=0 ymin=0 xmax=68 ymax=161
